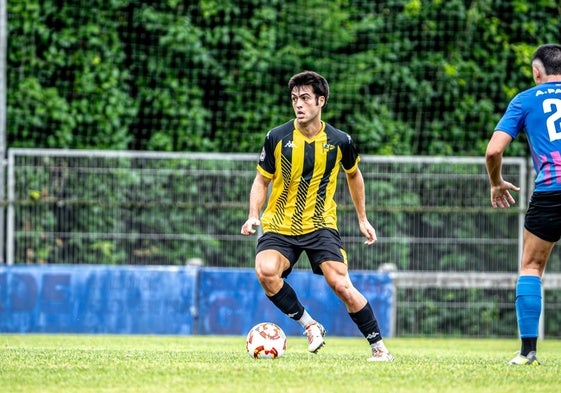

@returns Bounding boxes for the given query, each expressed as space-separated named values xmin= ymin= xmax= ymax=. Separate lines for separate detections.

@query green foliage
xmin=8 ymin=1 xmax=136 ymax=149
xmin=7 ymin=0 xmax=561 ymax=154
xmin=14 ymin=155 xmax=256 ymax=267
xmin=397 ymin=288 xmax=517 ymax=337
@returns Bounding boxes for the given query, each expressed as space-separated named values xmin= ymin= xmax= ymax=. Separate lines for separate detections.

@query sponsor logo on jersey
xmin=284 ymin=140 xmax=297 ymax=148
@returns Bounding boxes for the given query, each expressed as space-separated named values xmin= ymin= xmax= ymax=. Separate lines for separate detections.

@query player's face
xmin=291 ymin=86 xmax=324 ymax=125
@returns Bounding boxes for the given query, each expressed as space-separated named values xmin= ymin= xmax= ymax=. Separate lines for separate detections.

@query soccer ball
xmin=245 ymin=322 xmax=287 ymax=359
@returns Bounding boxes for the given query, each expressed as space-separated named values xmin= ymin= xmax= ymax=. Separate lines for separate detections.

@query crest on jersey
xmin=322 ymin=143 xmax=335 ymax=152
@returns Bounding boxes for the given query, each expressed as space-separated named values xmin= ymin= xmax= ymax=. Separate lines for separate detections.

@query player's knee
xmin=328 ymin=276 xmax=353 ymax=298
xmin=255 ymin=261 xmax=281 ymax=284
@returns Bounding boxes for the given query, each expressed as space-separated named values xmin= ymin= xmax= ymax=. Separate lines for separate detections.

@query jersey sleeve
xmin=340 ymin=133 xmax=360 ymax=172
xmin=256 ymin=131 xmax=276 ymax=179
xmin=495 ymin=94 xmax=525 ymax=139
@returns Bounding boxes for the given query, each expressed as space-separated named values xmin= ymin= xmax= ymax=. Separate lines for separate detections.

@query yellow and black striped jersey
xmin=257 ymin=119 xmax=360 ymax=236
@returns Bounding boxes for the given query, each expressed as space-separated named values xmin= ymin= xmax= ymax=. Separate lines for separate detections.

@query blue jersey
xmin=496 ymin=81 xmax=561 ymax=192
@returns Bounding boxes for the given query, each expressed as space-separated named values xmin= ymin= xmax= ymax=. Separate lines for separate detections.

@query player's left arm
xmin=345 ymin=167 xmax=377 ymax=245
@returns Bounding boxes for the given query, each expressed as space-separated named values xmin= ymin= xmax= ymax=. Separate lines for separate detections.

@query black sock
xmin=267 ymin=281 xmax=304 ymax=320
xmin=349 ymin=302 xmax=382 ymax=344
xmin=521 ymin=337 xmax=537 ymax=356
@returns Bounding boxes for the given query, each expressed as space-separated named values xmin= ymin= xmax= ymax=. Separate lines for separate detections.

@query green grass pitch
xmin=1 ymin=335 xmax=560 ymax=392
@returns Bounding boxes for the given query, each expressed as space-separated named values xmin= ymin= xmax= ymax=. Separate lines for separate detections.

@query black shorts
xmin=524 ymin=191 xmax=561 ymax=242
xmin=255 ymin=228 xmax=347 ymax=277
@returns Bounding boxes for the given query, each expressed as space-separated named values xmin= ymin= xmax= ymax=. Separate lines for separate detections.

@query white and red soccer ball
xmin=246 ymin=322 xmax=287 ymax=359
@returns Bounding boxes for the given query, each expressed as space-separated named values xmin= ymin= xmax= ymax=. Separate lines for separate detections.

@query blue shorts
xmin=255 ymin=228 xmax=347 ymax=277
xmin=524 ymin=191 xmax=561 ymax=242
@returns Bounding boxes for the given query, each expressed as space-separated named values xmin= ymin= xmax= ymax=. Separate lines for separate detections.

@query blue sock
xmin=515 ymin=276 xmax=542 ymax=339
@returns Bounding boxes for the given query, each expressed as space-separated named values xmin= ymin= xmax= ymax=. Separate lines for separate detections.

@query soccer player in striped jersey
xmin=241 ymin=71 xmax=393 ymax=361
xmin=485 ymin=43 xmax=561 ymax=365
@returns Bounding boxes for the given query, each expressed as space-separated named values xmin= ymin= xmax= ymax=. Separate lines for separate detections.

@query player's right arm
xmin=241 ymin=172 xmax=271 ymax=235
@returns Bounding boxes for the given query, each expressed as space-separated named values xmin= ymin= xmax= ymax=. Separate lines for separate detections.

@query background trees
xmin=7 ymin=0 xmax=560 ymax=155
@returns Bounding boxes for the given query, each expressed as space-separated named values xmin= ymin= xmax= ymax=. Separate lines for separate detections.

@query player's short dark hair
xmin=288 ymin=71 xmax=329 ymax=108
xmin=532 ymin=44 xmax=561 ymax=75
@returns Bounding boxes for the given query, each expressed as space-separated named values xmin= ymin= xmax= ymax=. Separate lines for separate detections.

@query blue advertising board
xmin=0 ymin=265 xmax=392 ymax=337
xmin=197 ymin=268 xmax=393 ymax=337
xmin=0 ymin=265 xmax=198 ymax=334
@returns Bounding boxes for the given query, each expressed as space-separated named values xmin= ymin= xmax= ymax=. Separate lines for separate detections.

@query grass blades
xmin=1 ymin=335 xmax=560 ymax=393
